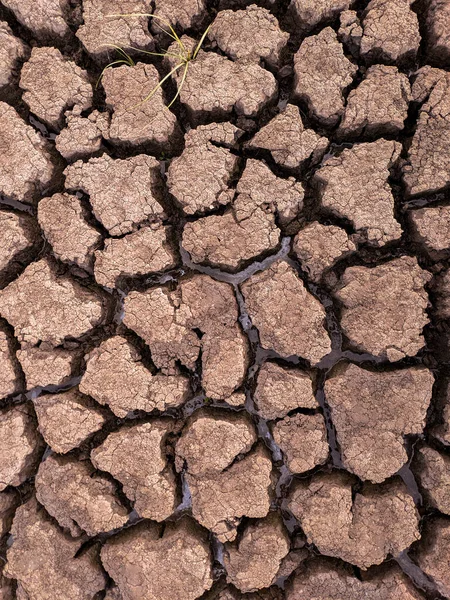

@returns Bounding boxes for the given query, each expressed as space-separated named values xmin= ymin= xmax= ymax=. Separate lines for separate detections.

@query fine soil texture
xmin=1 ymin=1 xmax=450 ymax=599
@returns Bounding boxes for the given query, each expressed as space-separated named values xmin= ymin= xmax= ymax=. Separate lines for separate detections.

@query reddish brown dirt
xmin=0 ymin=1 xmax=449 ymax=599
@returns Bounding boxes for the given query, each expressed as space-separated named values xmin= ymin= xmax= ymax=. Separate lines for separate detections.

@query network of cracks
xmin=0 ymin=0 xmax=450 ymax=598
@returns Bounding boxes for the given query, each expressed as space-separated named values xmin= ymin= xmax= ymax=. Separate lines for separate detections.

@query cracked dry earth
xmin=2 ymin=1 xmax=450 ymax=600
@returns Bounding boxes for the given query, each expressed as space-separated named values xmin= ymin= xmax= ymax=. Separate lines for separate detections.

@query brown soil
xmin=0 ymin=1 xmax=449 ymax=599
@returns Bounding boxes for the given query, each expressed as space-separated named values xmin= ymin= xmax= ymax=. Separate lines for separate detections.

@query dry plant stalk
xmin=98 ymin=13 xmax=211 ymax=109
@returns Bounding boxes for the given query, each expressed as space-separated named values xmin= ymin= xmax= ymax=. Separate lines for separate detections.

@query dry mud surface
xmin=1 ymin=0 xmax=450 ymax=599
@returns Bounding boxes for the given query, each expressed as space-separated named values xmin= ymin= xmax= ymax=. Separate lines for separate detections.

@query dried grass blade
xmin=96 ymin=59 xmax=130 ymax=88
xmin=135 ymin=62 xmax=185 ymax=107
xmin=167 ymin=62 xmax=189 ymax=108
xmin=193 ymin=24 xmax=211 ymax=59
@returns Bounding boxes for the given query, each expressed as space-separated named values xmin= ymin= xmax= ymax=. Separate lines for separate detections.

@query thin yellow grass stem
xmin=132 ymin=47 xmax=184 ymax=60
xmin=167 ymin=62 xmax=189 ymax=108
xmin=103 ymin=44 xmax=135 ymax=64
xmin=193 ymin=24 xmax=211 ymax=59
xmin=96 ymin=59 xmax=132 ymax=88
xmin=135 ymin=62 xmax=185 ymax=107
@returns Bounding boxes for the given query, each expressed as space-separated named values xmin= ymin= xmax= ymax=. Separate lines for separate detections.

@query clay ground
xmin=0 ymin=0 xmax=450 ymax=598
